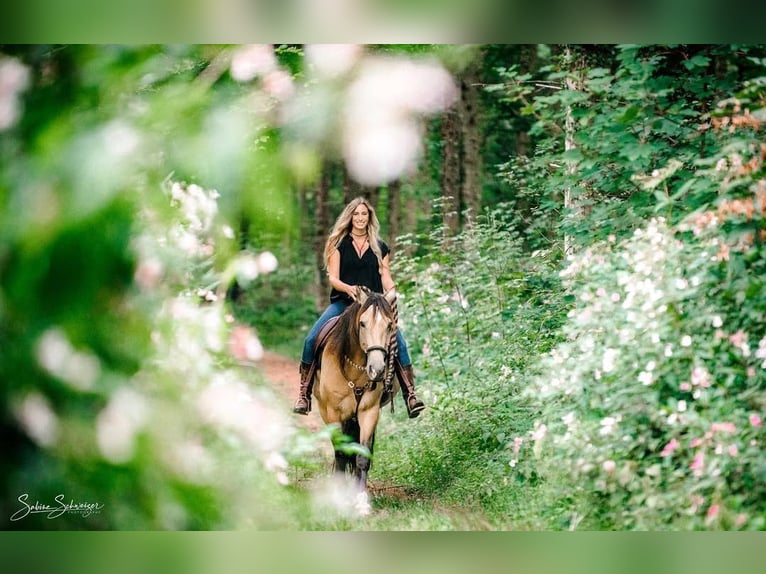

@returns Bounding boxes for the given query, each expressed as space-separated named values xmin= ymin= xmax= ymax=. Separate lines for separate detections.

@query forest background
xmin=1 ymin=44 xmax=765 ymax=530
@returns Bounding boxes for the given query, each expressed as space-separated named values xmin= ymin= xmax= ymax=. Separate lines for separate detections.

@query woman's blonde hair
xmin=324 ymin=196 xmax=384 ymax=270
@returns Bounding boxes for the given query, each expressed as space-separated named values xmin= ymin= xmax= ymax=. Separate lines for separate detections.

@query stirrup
xmin=293 ymin=395 xmax=311 ymax=415
xmin=405 ymin=395 xmax=425 ymax=419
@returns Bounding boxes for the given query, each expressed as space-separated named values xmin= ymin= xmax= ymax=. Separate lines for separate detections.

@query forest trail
xmin=257 ymin=350 xmax=422 ymax=499
xmin=256 ymin=349 xmax=495 ymax=528
xmin=258 ymin=350 xmax=324 ymax=432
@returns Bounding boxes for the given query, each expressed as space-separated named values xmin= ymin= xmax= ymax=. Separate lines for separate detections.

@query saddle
xmin=304 ymin=315 xmax=341 ymax=391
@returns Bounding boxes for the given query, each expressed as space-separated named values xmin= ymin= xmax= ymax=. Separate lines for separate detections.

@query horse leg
xmin=333 ymin=449 xmax=351 ymax=475
xmin=333 ymin=419 xmax=359 ymax=477
xmin=355 ymin=407 xmax=381 ymax=492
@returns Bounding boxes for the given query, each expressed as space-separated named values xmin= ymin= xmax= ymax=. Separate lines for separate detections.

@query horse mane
xmin=325 ymin=292 xmax=393 ymax=379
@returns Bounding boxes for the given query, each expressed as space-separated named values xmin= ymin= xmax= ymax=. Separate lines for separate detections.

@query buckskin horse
xmin=313 ymin=286 xmax=398 ymax=495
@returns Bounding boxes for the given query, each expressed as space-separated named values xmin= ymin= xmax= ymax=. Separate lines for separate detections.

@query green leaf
xmin=683 ymin=55 xmax=711 ymax=70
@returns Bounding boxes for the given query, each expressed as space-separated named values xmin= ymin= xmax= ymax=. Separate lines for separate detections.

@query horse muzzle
xmin=365 ymin=345 xmax=388 ymax=382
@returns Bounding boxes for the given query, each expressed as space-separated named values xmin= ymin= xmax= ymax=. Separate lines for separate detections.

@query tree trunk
xmin=460 ymin=58 xmax=482 ymax=226
xmin=402 ymin=188 xmax=418 ymax=256
xmin=563 ymin=46 xmax=583 ymax=257
xmin=315 ymin=163 xmax=330 ymax=311
xmin=342 ymin=163 xmax=361 ymax=204
xmin=388 ymin=180 xmax=401 ymax=254
xmin=440 ymin=112 xmax=461 ymax=235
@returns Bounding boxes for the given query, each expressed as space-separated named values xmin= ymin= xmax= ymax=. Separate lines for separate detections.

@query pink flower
xmin=728 ymin=444 xmax=739 ymax=457
xmin=691 ymin=366 xmax=711 ymax=387
xmin=229 ymin=325 xmax=264 ymax=362
xmin=690 ymin=437 xmax=704 ymax=448
xmin=729 ymin=329 xmax=746 ymax=348
xmin=660 ymin=438 xmax=680 ymax=457
xmin=711 ymin=421 xmax=736 ymax=434
xmin=706 ymin=504 xmax=720 ymax=522
xmin=749 ymin=413 xmax=763 ymax=428
xmin=679 ymin=382 xmax=692 ymax=391
xmin=690 ymin=452 xmax=705 ymax=476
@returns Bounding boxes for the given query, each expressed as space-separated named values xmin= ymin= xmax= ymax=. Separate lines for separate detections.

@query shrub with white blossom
xmin=518 ymin=195 xmax=765 ymax=529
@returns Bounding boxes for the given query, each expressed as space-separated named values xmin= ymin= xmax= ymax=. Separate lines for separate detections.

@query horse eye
xmin=360 ymin=321 xmax=366 ymax=329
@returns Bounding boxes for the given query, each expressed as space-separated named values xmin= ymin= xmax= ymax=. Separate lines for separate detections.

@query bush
xmin=516 ymin=107 xmax=766 ymax=527
xmin=377 ymin=204 xmax=570 ymax=522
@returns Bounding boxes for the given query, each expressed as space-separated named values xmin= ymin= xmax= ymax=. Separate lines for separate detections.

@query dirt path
xmin=259 ymin=350 xmax=324 ymax=431
xmin=259 ymin=350 xmax=438 ymax=497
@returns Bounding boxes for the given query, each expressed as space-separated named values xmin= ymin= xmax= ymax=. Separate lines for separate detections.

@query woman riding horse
xmin=293 ymin=196 xmax=425 ymax=419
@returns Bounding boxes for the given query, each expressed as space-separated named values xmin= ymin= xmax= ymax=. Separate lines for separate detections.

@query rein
xmin=344 ymin=345 xmax=393 ymax=415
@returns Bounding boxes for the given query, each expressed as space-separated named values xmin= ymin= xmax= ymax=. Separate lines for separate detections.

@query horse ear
xmin=384 ymin=287 xmax=397 ymax=306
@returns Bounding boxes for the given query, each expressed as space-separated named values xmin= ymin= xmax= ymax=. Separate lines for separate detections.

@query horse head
xmin=352 ymin=286 xmax=397 ymax=382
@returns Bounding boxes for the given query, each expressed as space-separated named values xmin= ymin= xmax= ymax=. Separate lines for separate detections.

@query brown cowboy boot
xmin=293 ymin=361 xmax=314 ymax=415
xmin=395 ymin=360 xmax=425 ymax=419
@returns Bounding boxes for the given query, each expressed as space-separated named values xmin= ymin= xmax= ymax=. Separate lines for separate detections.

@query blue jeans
xmin=301 ymin=300 xmax=412 ymax=367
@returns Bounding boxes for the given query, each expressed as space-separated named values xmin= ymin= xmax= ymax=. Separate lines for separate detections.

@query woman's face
xmin=351 ymin=204 xmax=370 ymax=233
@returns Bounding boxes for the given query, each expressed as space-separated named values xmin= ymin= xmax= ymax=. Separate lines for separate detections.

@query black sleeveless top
xmin=330 ymin=234 xmax=390 ymax=303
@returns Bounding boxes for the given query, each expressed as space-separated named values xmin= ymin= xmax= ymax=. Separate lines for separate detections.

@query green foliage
xmin=494 ymin=44 xmax=766 ymax=251
xmin=230 ymin=252 xmax=317 ymax=358
xmin=0 ymin=45 xmax=309 ymax=529
xmin=511 ymin=74 xmax=766 ymax=529
xmin=378 ymin=202 xmax=571 ymax=522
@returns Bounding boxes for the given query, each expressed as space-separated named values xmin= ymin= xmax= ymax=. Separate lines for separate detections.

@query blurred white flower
xmin=602 ymin=348 xmax=618 ymax=373
xmin=599 ymin=416 xmax=620 ymax=436
xmin=342 ymin=56 xmax=457 ymax=185
xmin=0 ymin=57 xmax=31 ymax=130
xmin=265 ymin=451 xmax=289 ymax=485
xmin=14 ymin=393 xmax=59 ymax=447
xmin=230 ymin=44 xmax=277 ymax=82
xmin=197 ymin=379 xmax=291 ymax=454
xmin=638 ymin=371 xmax=653 ymax=386
xmin=96 ymin=387 xmax=149 ymax=464
xmin=344 ymin=117 xmax=423 ymax=185
xmin=134 ymin=256 xmax=164 ymax=290
xmin=681 ymin=335 xmax=692 ymax=347
xmin=229 ymin=325 xmax=264 ymax=362
xmin=531 ymin=422 xmax=548 ymax=441
xmin=691 ymin=366 xmax=711 ymax=387
xmin=263 ymin=69 xmax=295 ymax=100
xmin=103 ymin=120 xmax=141 ymax=158
xmin=256 ymin=251 xmax=278 ymax=274
xmin=305 ymin=44 xmax=362 ymax=77
xmin=36 ymin=328 xmax=101 ymax=391
xmin=311 ymin=474 xmax=371 ymax=519
xmin=168 ymin=439 xmax=214 ymax=483
xmin=712 ymin=315 xmax=723 ymax=328
xmin=560 ymin=413 xmax=576 ymax=436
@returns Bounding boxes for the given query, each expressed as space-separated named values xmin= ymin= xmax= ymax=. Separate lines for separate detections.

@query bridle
xmin=344 ymin=345 xmax=389 ymax=372
xmin=364 ymin=345 xmax=389 ymax=359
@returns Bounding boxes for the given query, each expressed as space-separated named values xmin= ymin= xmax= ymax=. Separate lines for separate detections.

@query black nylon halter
xmin=365 ymin=345 xmax=389 ymax=360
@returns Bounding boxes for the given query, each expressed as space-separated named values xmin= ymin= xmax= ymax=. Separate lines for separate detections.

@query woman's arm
xmin=380 ymin=254 xmax=395 ymax=292
xmin=327 ymin=249 xmax=357 ymax=297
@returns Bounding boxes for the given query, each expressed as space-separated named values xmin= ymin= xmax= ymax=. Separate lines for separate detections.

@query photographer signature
xmin=10 ymin=493 xmax=104 ymax=521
